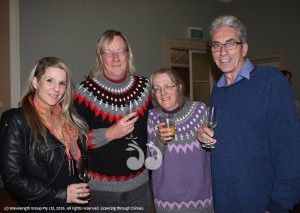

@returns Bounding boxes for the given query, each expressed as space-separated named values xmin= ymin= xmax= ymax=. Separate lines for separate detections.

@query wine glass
xmin=77 ymin=154 xmax=91 ymax=201
xmin=201 ymin=106 xmax=217 ymax=149
xmin=126 ymin=100 xmax=138 ymax=139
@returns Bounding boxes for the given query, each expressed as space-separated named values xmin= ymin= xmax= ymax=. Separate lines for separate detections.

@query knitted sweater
xmin=210 ymin=66 xmax=300 ymax=212
xmin=147 ymin=101 xmax=213 ymax=213
xmin=74 ymin=74 xmax=151 ymax=192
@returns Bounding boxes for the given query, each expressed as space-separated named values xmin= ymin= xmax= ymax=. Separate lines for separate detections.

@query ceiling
xmin=216 ymin=0 xmax=235 ymax=3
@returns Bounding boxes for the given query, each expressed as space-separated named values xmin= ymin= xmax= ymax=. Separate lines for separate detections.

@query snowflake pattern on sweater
xmin=147 ymin=101 xmax=213 ymax=212
xmin=74 ymin=74 xmax=151 ymax=192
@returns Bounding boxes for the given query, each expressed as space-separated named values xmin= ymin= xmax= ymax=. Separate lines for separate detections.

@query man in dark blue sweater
xmin=198 ymin=15 xmax=300 ymax=212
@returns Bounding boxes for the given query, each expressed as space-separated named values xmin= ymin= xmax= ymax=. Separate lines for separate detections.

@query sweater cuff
xmin=266 ymin=199 xmax=290 ymax=213
xmin=88 ymin=129 xmax=109 ymax=149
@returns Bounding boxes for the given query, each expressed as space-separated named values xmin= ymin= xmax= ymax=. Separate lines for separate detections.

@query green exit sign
xmin=187 ymin=27 xmax=203 ymax=39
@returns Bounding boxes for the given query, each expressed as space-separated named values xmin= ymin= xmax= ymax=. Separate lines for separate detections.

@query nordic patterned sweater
xmin=147 ymin=101 xmax=213 ymax=213
xmin=210 ymin=66 xmax=300 ymax=212
xmin=74 ymin=74 xmax=151 ymax=192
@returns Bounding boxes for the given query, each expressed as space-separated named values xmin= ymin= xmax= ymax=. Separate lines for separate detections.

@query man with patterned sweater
xmin=74 ymin=30 xmax=152 ymax=212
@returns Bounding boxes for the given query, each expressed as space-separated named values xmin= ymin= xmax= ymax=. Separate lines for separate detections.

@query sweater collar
xmin=103 ymin=72 xmax=127 ymax=83
xmin=161 ymin=104 xmax=183 ymax=114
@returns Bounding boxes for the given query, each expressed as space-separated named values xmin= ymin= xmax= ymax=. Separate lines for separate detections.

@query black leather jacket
xmin=0 ymin=107 xmax=84 ymax=207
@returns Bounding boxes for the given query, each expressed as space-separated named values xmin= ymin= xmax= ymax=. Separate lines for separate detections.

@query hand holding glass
xmin=159 ymin=114 xmax=175 ymax=139
xmin=201 ymin=106 xmax=217 ymax=148
xmin=77 ymin=155 xmax=91 ymax=201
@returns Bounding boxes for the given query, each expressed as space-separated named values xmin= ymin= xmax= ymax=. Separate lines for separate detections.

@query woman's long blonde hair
xmin=20 ymin=57 xmax=88 ymax=145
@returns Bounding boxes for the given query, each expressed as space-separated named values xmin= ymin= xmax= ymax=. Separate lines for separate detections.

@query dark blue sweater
xmin=210 ymin=66 xmax=300 ymax=212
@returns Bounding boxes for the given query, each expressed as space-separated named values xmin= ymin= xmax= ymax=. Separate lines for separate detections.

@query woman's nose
xmin=53 ymin=83 xmax=60 ymax=91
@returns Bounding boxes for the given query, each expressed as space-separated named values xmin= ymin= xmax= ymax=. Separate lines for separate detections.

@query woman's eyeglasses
xmin=152 ymin=84 xmax=176 ymax=94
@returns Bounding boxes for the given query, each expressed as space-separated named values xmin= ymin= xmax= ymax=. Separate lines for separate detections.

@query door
xmin=189 ymin=51 xmax=212 ymax=105
xmin=164 ymin=37 xmax=221 ymax=105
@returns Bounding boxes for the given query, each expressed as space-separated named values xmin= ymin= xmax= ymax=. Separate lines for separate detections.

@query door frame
xmin=163 ymin=37 xmax=221 ymax=102
xmin=163 ymin=37 xmax=209 ymax=67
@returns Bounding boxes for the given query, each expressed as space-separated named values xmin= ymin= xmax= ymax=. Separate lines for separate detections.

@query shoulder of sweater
xmin=75 ymin=78 xmax=92 ymax=89
xmin=253 ymin=65 xmax=283 ymax=79
xmin=184 ymin=100 xmax=206 ymax=110
xmin=135 ymin=75 xmax=149 ymax=81
xmin=192 ymin=100 xmax=206 ymax=107
xmin=149 ymin=108 xmax=159 ymax=115
xmin=249 ymin=66 xmax=292 ymax=91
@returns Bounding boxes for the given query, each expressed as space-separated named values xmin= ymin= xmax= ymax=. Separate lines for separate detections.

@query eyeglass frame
xmin=210 ymin=41 xmax=243 ymax=53
xmin=151 ymin=84 xmax=176 ymax=95
xmin=101 ymin=49 xmax=128 ymax=59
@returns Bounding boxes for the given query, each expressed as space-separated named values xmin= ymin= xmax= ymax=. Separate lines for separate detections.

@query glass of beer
xmin=159 ymin=114 xmax=175 ymax=138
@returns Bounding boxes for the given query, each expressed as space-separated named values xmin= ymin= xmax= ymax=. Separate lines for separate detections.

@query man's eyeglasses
xmin=101 ymin=49 xmax=128 ymax=59
xmin=152 ymin=84 xmax=176 ymax=94
xmin=210 ymin=41 xmax=243 ymax=53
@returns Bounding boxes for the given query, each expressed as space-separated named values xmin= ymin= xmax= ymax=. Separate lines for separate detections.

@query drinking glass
xmin=201 ymin=106 xmax=217 ymax=148
xmin=126 ymin=100 xmax=138 ymax=139
xmin=158 ymin=114 xmax=175 ymax=139
xmin=77 ymin=154 xmax=91 ymax=201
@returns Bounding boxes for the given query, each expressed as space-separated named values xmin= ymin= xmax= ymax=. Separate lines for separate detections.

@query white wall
xmin=19 ymin=0 xmax=300 ymax=99
xmin=19 ymin=0 xmax=223 ymax=85
xmin=224 ymin=0 xmax=300 ymax=98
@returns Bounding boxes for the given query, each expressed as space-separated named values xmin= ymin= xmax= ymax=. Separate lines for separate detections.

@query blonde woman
xmin=0 ymin=57 xmax=90 ymax=209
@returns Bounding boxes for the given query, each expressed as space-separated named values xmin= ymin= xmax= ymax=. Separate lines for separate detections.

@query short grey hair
xmin=209 ymin=15 xmax=247 ymax=45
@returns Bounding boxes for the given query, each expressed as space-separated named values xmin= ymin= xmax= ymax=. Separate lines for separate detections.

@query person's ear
xmin=242 ymin=42 xmax=248 ymax=57
xmin=178 ymin=84 xmax=183 ymax=92
xmin=32 ymin=77 xmax=38 ymax=89
xmin=211 ymin=54 xmax=215 ymax=62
